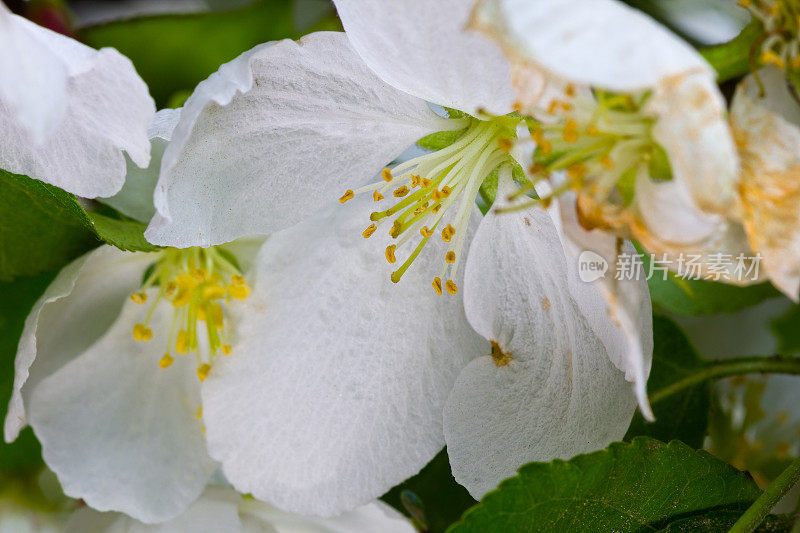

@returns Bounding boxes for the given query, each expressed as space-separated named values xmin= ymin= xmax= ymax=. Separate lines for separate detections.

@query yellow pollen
xmin=382 ymin=168 xmax=393 ymax=182
xmin=539 ymin=140 xmax=552 ymax=155
xmin=385 ymin=244 xmax=397 ymax=264
xmin=547 ymin=100 xmax=560 ymax=114
xmin=586 ymin=124 xmax=600 ymax=136
xmin=445 ymin=280 xmax=458 ymax=295
xmin=222 ymin=345 xmax=232 ymax=355
xmin=373 ymin=190 xmax=384 ymax=201
xmin=565 ymin=84 xmax=576 ymax=97
xmin=197 ymin=364 xmax=211 ymax=382
xmin=420 ymin=226 xmax=434 ymax=237
xmin=601 ymin=155 xmax=615 ymax=169
xmin=202 ymin=284 xmax=226 ymax=300
xmin=432 ymin=277 xmax=443 ymax=296
xmin=231 ymin=274 xmax=246 ymax=285
xmin=422 ymin=178 xmax=433 ymax=187
xmin=133 ymin=323 xmax=153 ymax=342
xmin=410 ymin=174 xmax=422 ymax=187
xmin=130 ymin=292 xmax=147 ymax=304
xmin=432 ymin=204 xmax=442 ymax=214
xmin=339 ymin=189 xmax=355 ymax=203
xmin=393 ymin=185 xmax=410 ymax=197
xmin=362 ymin=223 xmax=378 ymax=238
xmin=441 ymin=186 xmax=452 ymax=197
xmin=227 ymin=283 xmax=251 ymax=300
xmin=761 ymin=49 xmax=786 ymax=69
xmin=165 ymin=282 xmax=177 ymax=295
xmin=563 ymin=118 xmax=579 ymax=143
xmin=390 ymin=220 xmax=402 ymax=238
xmin=158 ymin=353 xmax=174 ymax=368
xmin=441 ymin=224 xmax=455 ymax=243
xmin=176 ymin=330 xmax=189 ymax=354
xmin=197 ymin=306 xmax=207 ymax=321
xmin=445 ymin=251 xmax=456 ymax=263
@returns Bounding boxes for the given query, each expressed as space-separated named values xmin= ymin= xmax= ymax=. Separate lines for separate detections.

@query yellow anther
xmin=130 ymin=292 xmax=147 ymax=304
xmin=601 ymin=155 xmax=615 ymax=169
xmin=445 ymin=251 xmax=456 ymax=263
xmin=586 ymin=125 xmax=600 ymax=136
xmin=390 ymin=221 xmax=402 ymax=238
xmin=221 ymin=345 xmax=232 ymax=355
xmin=498 ymin=138 xmax=513 ymax=152
xmin=133 ymin=324 xmax=153 ymax=342
xmin=227 ymin=283 xmax=251 ymax=300
xmin=432 ymin=204 xmax=442 ymax=214
xmin=173 ymin=288 xmax=192 ymax=307
xmin=411 ymin=174 xmax=422 ymax=187
xmin=385 ymin=244 xmax=397 ymax=264
xmin=231 ymin=274 xmax=246 ymax=285
xmin=339 ymin=189 xmax=355 ymax=203
xmin=197 ymin=364 xmax=211 ymax=382
xmin=445 ymin=280 xmax=459 ymax=295
xmin=362 ymin=223 xmax=378 ymax=238
xmin=197 ymin=306 xmax=207 ymax=321
xmin=432 ymin=189 xmax=444 ymax=201
xmin=165 ymin=282 xmax=177 ymax=295
xmin=567 ymin=164 xmax=587 ymax=183
xmin=432 ymin=277 xmax=443 ymax=296
xmin=195 ymin=406 xmax=203 ymax=419
xmin=547 ymin=100 xmax=560 ymax=114
xmin=373 ymin=190 xmax=384 ymax=201
xmin=420 ymin=226 xmax=434 ymax=237
xmin=202 ymin=284 xmax=226 ymax=300
xmin=442 ymin=224 xmax=455 ymax=243
xmin=382 ymin=168 xmax=393 ymax=182
xmin=441 ymin=186 xmax=452 ymax=197
xmin=565 ymin=84 xmax=576 ymax=97
xmin=563 ymin=118 xmax=579 ymax=143
xmin=761 ymin=49 xmax=786 ymax=69
xmin=422 ymin=178 xmax=433 ymax=187
xmin=393 ymin=185 xmax=410 ymax=197
xmin=158 ymin=353 xmax=174 ymax=368
xmin=559 ymin=102 xmax=573 ymax=112
xmin=539 ymin=140 xmax=552 ymax=155
xmin=176 ymin=330 xmax=189 ymax=354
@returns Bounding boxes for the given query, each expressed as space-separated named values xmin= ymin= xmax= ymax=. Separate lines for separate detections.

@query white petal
xmin=445 ymin=180 xmax=636 ymax=498
xmin=647 ymin=71 xmax=740 ymax=213
xmin=145 ymin=31 xmax=447 ymax=247
xmin=4 ymin=246 xmax=152 ymax=443
xmin=332 ymin=0 xmax=514 ymax=115
xmin=65 ymin=486 xmax=243 ymax=533
xmin=100 ymin=108 xmax=181 ymax=223
xmin=29 ymin=296 xmax=216 ymax=523
xmin=472 ymin=0 xmax=711 ymax=92
xmin=731 ymin=69 xmax=800 ymax=300
xmin=202 ymin=197 xmax=486 ymax=515
xmin=0 ymin=11 xmax=154 ymax=197
xmin=241 ymin=500 xmax=415 ymax=533
xmin=547 ymin=190 xmax=654 ymax=419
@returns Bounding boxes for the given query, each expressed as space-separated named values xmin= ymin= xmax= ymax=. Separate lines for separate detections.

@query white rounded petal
xmin=446 ymin=189 xmax=636 ymax=498
xmin=731 ymin=69 xmax=800 ymax=300
xmin=333 ymin=0 xmax=514 ymax=115
xmin=0 ymin=11 xmax=154 ymax=198
xmin=648 ymin=71 xmax=740 ymax=213
xmin=145 ymin=31 xmax=447 ymax=248
xmin=202 ymin=198 xmax=486 ymax=515
xmin=472 ymin=0 xmax=711 ymax=92
xmin=65 ymin=486 xmax=243 ymax=533
xmin=4 ymin=246 xmax=152 ymax=443
xmin=241 ymin=499 xmax=415 ymax=533
xmin=101 ymin=108 xmax=181 ymax=223
xmin=29 ymin=298 xmax=216 ymax=523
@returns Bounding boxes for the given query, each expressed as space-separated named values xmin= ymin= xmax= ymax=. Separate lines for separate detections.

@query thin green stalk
xmin=729 ymin=455 xmax=800 ymax=533
xmin=649 ymin=355 xmax=800 ymax=405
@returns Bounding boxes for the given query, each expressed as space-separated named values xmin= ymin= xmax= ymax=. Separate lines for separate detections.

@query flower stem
xmin=648 ymin=355 xmax=800 ymax=405
xmin=729 ymin=454 xmax=800 ymax=533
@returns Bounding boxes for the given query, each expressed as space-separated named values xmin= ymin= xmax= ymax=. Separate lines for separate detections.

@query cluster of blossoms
xmin=2 ymin=0 xmax=800 ymax=528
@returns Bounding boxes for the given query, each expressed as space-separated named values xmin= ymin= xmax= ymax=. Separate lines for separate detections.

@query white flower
xmin=0 ymin=1 xmax=154 ymax=197
xmin=729 ymin=66 xmax=800 ymax=300
xmin=132 ymin=0 xmax=653 ymax=509
xmin=65 ymin=487 xmax=415 ymax=533
xmin=471 ymin=0 xmax=756 ymax=283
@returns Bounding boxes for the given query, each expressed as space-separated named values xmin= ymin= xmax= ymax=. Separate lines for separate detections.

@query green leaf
xmin=449 ymin=438 xmax=761 ymax=533
xmin=772 ymin=303 xmax=800 ymax=355
xmin=382 ymin=449 xmax=476 ymax=533
xmin=0 ymin=169 xmax=99 ymax=281
xmin=79 ymin=0 xmax=295 ymax=107
xmin=0 ymin=170 xmax=160 ymax=281
xmin=0 ymin=272 xmax=55 ymax=474
xmin=639 ymin=247 xmax=780 ymax=315
xmin=625 ymin=316 xmax=710 ymax=448
xmin=88 ymin=212 xmax=161 ymax=253
xmin=659 ymin=510 xmax=795 ymax=532
xmin=701 ymin=20 xmax=763 ymax=82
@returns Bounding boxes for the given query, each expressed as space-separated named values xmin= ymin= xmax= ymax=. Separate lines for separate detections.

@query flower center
xmin=527 ymin=88 xmax=668 ymax=214
xmin=340 ymin=116 xmax=519 ymax=295
xmin=129 ymin=246 xmax=251 ymax=381
xmin=741 ymin=0 xmax=800 ymax=72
